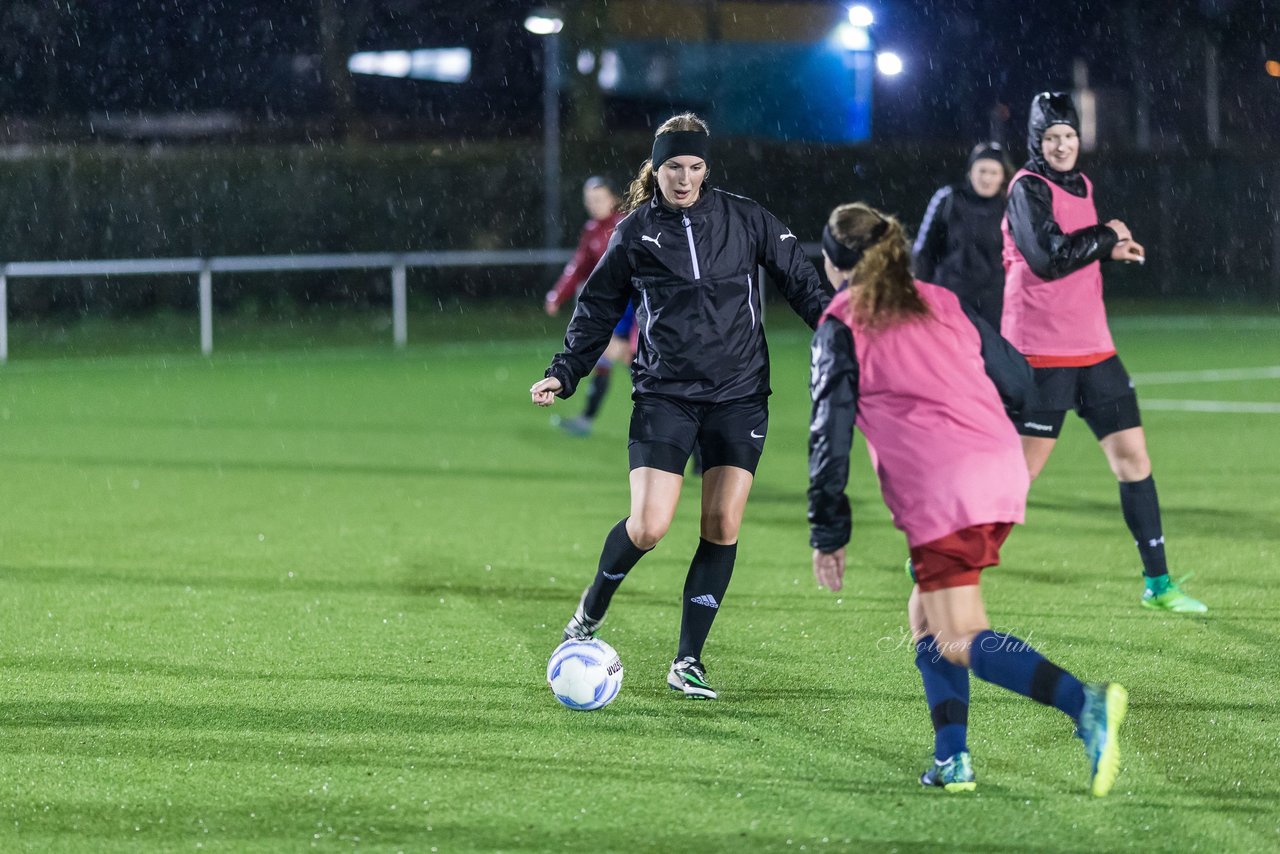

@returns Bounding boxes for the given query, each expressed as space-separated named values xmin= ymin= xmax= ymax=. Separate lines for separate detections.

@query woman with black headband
xmin=808 ymin=201 xmax=1126 ymax=797
xmin=912 ymin=142 xmax=1012 ymax=328
xmin=530 ymin=112 xmax=830 ymax=699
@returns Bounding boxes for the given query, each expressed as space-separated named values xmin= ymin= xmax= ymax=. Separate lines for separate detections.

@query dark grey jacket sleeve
xmin=545 ymin=228 xmax=633 ymax=398
xmin=1006 ymin=176 xmax=1118 ymax=281
xmin=960 ymin=301 xmax=1035 ymax=415
xmin=912 ymin=186 xmax=951 ymax=283
xmin=808 ymin=316 xmax=859 ymax=552
xmin=757 ymin=206 xmax=832 ymax=329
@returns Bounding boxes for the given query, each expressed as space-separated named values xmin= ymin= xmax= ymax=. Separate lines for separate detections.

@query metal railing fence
xmin=0 ymin=248 xmax=580 ymax=362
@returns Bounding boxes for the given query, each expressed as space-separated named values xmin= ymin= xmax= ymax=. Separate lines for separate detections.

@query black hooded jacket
xmin=545 ymin=187 xmax=831 ymax=402
xmin=1006 ymin=92 xmax=1118 ymax=280
xmin=912 ymin=179 xmax=1007 ymax=327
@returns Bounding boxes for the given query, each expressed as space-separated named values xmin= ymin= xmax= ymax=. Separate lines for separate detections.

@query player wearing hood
xmin=1002 ymin=92 xmax=1207 ymax=613
xmin=913 ymin=142 xmax=1012 ymax=328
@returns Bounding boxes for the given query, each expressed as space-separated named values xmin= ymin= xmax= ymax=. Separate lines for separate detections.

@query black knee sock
xmin=582 ymin=518 xmax=649 ymax=620
xmin=676 ymin=539 xmax=737 ymax=661
xmin=1119 ymin=475 xmax=1167 ymax=578
xmin=582 ymin=369 xmax=611 ymax=419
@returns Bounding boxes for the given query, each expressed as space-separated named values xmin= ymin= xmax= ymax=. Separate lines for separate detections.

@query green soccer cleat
xmin=920 ymin=751 xmax=976 ymax=792
xmin=1078 ymin=682 xmax=1128 ymax=797
xmin=1142 ymin=574 xmax=1208 ymax=614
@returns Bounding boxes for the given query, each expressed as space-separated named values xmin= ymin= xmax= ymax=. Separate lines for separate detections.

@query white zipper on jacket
xmin=640 ymin=290 xmax=658 ymax=361
xmin=681 ymin=214 xmax=701 ymax=280
xmin=746 ymin=273 xmax=756 ymax=328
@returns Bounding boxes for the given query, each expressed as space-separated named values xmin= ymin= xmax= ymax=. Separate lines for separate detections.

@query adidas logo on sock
xmin=602 ymin=571 xmax=627 ymax=581
xmin=690 ymin=594 xmax=719 ymax=609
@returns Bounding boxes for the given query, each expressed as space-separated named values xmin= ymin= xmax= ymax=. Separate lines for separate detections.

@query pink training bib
xmin=822 ymin=283 xmax=1028 ymax=547
xmin=1001 ymin=170 xmax=1115 ymax=358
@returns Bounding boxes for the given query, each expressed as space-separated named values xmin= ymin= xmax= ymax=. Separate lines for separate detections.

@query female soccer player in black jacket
xmin=530 ymin=112 xmax=831 ymax=698
xmin=912 ymin=142 xmax=1012 ymax=328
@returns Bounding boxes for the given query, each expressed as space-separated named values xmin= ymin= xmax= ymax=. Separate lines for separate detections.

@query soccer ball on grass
xmin=547 ymin=637 xmax=623 ymax=710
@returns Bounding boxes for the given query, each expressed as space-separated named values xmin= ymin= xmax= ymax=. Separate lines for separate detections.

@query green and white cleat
xmin=667 ymin=656 xmax=717 ymax=699
xmin=1078 ymin=682 xmax=1128 ymax=797
xmin=920 ymin=751 xmax=976 ymax=792
xmin=1142 ymin=575 xmax=1208 ymax=614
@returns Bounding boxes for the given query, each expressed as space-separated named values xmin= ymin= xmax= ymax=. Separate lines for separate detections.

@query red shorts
xmin=909 ymin=522 xmax=1014 ymax=592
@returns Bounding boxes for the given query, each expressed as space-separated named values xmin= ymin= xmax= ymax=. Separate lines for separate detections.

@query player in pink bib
xmin=1003 ymin=92 xmax=1206 ymax=613
xmin=807 ymin=202 xmax=1126 ymax=797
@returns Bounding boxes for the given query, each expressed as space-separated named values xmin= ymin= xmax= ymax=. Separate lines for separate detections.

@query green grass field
xmin=1 ymin=307 xmax=1277 ymax=852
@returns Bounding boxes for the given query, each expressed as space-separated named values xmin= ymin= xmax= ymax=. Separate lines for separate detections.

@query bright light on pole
xmin=525 ymin=9 xmax=565 ymax=249
xmin=835 ymin=24 xmax=871 ymax=52
xmin=523 ymin=13 xmax=563 ymax=35
xmin=875 ymin=51 xmax=903 ymax=76
xmin=848 ymin=5 xmax=874 ymax=28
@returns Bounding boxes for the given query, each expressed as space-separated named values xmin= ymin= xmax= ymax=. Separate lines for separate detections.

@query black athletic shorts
xmin=628 ymin=393 xmax=768 ymax=475
xmin=1016 ymin=355 xmax=1142 ymax=440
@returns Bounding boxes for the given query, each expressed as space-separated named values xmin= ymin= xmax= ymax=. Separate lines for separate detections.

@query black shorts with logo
xmin=628 ymin=393 xmax=768 ymax=475
xmin=1016 ymin=355 xmax=1141 ymax=440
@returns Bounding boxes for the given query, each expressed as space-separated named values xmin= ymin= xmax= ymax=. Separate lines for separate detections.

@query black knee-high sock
xmin=582 ymin=365 xmax=611 ymax=419
xmin=582 ymin=518 xmax=650 ymax=620
xmin=676 ymin=539 xmax=737 ymax=660
xmin=1119 ymin=475 xmax=1167 ymax=578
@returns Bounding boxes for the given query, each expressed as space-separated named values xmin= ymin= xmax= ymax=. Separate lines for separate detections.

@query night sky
xmin=0 ymin=0 xmax=1274 ymax=147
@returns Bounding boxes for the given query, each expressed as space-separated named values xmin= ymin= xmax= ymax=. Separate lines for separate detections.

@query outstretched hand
xmin=813 ymin=547 xmax=846 ymax=592
xmin=530 ymin=376 xmax=563 ymax=407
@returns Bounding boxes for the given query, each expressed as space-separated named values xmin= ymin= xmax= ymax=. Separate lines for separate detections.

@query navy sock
xmin=583 ymin=363 xmax=612 ymax=419
xmin=1119 ymin=475 xmax=1168 ymax=578
xmin=676 ymin=539 xmax=737 ymax=660
xmin=969 ymin=630 xmax=1085 ymax=723
xmin=914 ymin=635 xmax=970 ymax=760
xmin=582 ymin=518 xmax=649 ymax=619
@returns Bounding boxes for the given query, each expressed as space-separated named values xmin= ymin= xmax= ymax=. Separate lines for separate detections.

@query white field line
xmin=1132 ymin=365 xmax=1280 ymax=413
xmin=1142 ymin=399 xmax=1280 ymax=414
xmin=1132 ymin=365 xmax=1280 ymax=385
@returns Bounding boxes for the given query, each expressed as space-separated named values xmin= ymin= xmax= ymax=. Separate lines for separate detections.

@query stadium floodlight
xmin=835 ymin=23 xmax=872 ymax=52
xmin=876 ymin=51 xmax=904 ymax=76
xmin=848 ymin=5 xmax=874 ymax=28
xmin=524 ymin=11 xmax=564 ymax=35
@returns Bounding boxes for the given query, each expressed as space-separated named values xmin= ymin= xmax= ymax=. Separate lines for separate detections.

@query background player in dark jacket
xmin=1003 ymin=92 xmax=1207 ymax=613
xmin=912 ymin=142 xmax=1012 ymax=328
xmin=543 ymin=176 xmax=629 ymax=437
xmin=530 ymin=112 xmax=830 ymax=699
xmin=809 ymin=201 xmax=1126 ymax=797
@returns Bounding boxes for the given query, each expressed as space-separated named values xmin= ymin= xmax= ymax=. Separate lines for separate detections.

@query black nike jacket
xmin=544 ymin=187 xmax=831 ymax=403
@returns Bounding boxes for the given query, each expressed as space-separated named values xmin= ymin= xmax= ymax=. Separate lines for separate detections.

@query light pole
xmin=525 ymin=9 xmax=564 ymax=249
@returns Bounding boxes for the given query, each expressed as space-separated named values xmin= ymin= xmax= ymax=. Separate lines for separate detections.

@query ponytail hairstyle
xmin=827 ymin=202 xmax=928 ymax=329
xmin=625 ymin=112 xmax=711 ymax=211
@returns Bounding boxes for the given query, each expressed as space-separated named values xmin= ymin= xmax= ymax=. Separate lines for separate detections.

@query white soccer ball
xmin=547 ymin=637 xmax=623 ymax=710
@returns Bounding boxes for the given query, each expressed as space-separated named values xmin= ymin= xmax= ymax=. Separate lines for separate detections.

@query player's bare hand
xmin=544 ymin=300 xmax=560 ymax=317
xmin=530 ymin=376 xmax=562 ymax=406
xmin=813 ymin=547 xmax=846 ymax=592
xmin=1105 ymin=219 xmax=1132 ymax=243
xmin=1111 ymin=239 xmax=1145 ymax=264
